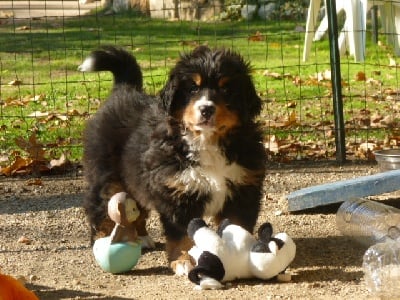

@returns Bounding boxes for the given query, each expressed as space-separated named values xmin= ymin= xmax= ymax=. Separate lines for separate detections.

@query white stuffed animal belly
xmin=218 ymin=222 xmax=257 ymax=281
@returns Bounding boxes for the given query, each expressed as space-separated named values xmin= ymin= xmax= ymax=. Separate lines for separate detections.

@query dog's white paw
xmin=138 ymin=235 xmax=156 ymax=249
xmin=171 ymin=259 xmax=194 ymax=276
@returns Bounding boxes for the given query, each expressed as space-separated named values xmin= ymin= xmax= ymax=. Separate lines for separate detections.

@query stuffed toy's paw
xmin=194 ymin=276 xmax=224 ymax=290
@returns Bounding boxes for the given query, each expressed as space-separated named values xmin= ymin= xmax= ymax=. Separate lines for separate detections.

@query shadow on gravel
xmin=0 ymin=192 xmax=84 ymax=214
xmin=30 ymin=283 xmax=131 ymax=300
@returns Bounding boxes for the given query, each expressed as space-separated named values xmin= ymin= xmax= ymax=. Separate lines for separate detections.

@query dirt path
xmin=1 ymin=161 xmax=397 ymax=299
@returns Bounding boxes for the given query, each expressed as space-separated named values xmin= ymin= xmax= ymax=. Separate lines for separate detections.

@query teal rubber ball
xmin=93 ymin=237 xmax=141 ymax=274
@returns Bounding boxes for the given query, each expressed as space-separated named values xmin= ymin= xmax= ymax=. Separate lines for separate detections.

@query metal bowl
xmin=374 ymin=149 xmax=400 ymax=171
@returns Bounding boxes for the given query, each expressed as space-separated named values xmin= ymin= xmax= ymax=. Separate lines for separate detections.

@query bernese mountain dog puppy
xmin=79 ymin=45 xmax=266 ymax=275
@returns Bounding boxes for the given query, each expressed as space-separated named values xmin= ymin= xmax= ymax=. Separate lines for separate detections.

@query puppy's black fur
xmin=81 ymin=45 xmax=266 ymax=268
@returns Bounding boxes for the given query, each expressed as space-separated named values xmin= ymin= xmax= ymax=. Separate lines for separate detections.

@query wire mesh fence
xmin=0 ymin=0 xmax=400 ymax=175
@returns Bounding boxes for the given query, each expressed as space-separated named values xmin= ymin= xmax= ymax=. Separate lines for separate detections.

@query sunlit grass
xmin=0 ymin=9 xmax=399 ymax=165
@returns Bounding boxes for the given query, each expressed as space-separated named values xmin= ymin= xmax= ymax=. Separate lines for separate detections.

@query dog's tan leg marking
xmin=167 ymin=235 xmax=195 ymax=276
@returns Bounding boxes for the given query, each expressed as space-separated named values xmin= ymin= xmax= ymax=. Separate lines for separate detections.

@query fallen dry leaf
xmin=28 ymin=111 xmax=49 ymax=118
xmin=8 ymin=79 xmax=23 ymax=86
xmin=292 ymin=76 xmax=302 ymax=86
xmin=371 ymin=70 xmax=381 ymax=76
xmin=263 ymin=70 xmax=282 ymax=79
xmin=26 ymin=178 xmax=43 ymax=186
xmin=381 ymin=115 xmax=394 ymax=126
xmin=284 ymin=111 xmax=297 ymax=127
xmin=286 ymin=101 xmax=297 ymax=108
xmin=0 ymin=156 xmax=32 ymax=176
xmin=17 ymin=236 xmax=31 ymax=245
xmin=31 ymin=94 xmax=46 ymax=102
xmin=15 ymin=134 xmax=46 ymax=161
xmin=16 ymin=25 xmax=30 ymax=30
xmin=371 ymin=113 xmax=383 ymax=127
xmin=355 ymin=71 xmax=366 ymax=81
xmin=383 ymin=88 xmax=400 ymax=95
xmin=248 ymin=31 xmax=264 ymax=42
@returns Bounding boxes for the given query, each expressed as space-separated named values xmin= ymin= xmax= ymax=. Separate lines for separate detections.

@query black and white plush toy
xmin=187 ymin=218 xmax=296 ymax=290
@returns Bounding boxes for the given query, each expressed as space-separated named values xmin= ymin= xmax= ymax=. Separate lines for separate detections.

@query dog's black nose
xmin=199 ymin=105 xmax=216 ymax=120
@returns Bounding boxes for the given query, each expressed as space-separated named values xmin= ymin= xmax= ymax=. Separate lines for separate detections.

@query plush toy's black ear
xmin=258 ymin=222 xmax=273 ymax=243
xmin=188 ymin=251 xmax=225 ymax=285
xmin=251 ymin=241 xmax=270 ymax=253
xmin=187 ymin=218 xmax=208 ymax=239
xmin=216 ymin=219 xmax=231 ymax=237
xmin=253 ymin=223 xmax=286 ymax=253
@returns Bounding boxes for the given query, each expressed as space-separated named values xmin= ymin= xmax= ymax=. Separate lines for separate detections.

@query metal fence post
xmin=326 ymin=0 xmax=346 ymax=163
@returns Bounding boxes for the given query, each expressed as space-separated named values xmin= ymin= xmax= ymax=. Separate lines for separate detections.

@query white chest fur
xmin=177 ymin=138 xmax=247 ymax=216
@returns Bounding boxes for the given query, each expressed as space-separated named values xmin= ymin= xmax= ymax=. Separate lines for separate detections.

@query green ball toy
xmin=92 ymin=192 xmax=142 ymax=273
xmin=93 ymin=237 xmax=141 ymax=274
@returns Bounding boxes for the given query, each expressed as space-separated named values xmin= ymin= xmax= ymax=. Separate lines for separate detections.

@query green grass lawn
xmin=1 ymin=9 xmax=399 ymax=171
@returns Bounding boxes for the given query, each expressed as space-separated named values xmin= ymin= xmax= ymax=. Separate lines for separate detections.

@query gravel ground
xmin=1 ymin=161 xmax=398 ymax=299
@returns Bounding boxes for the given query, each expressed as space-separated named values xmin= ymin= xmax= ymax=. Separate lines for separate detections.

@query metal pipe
xmin=326 ymin=0 xmax=346 ymax=163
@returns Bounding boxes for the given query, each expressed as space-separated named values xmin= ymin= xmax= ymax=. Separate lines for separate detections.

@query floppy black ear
xmin=159 ymin=75 xmax=175 ymax=111
xmin=247 ymin=81 xmax=262 ymax=120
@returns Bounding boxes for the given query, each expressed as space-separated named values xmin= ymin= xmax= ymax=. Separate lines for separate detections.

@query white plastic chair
xmin=379 ymin=0 xmax=400 ymax=55
xmin=304 ymin=0 xmax=400 ymax=62
xmin=303 ymin=0 xmax=365 ymax=62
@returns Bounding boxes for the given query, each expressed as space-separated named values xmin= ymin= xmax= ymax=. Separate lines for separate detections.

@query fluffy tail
xmin=78 ymin=46 xmax=143 ymax=91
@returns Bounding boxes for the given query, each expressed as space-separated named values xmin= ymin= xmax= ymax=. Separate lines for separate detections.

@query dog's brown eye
xmin=190 ymin=83 xmax=200 ymax=94
xmin=220 ymin=87 xmax=229 ymax=94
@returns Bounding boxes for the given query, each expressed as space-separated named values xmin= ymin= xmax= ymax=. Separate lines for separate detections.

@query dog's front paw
xmin=170 ymin=257 xmax=194 ymax=276
xmin=138 ymin=235 xmax=156 ymax=249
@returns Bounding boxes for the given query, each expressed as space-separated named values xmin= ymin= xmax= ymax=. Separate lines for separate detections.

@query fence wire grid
xmin=1 ymin=0 xmax=400 ymax=175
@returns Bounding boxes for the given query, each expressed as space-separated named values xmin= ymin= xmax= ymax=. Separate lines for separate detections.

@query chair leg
xmin=303 ymin=0 xmax=322 ymax=61
xmin=303 ymin=0 xmax=371 ymax=62
xmin=393 ymin=4 xmax=400 ymax=56
xmin=314 ymin=0 xmax=345 ymax=41
xmin=343 ymin=0 xmax=365 ymax=62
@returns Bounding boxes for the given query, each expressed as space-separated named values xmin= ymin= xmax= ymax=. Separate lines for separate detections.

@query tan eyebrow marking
xmin=218 ymin=76 xmax=230 ymax=88
xmin=192 ymin=73 xmax=202 ymax=86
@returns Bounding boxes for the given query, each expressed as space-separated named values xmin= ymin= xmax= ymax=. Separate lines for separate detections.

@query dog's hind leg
xmin=134 ymin=207 xmax=155 ymax=249
xmin=84 ymin=181 xmax=124 ymax=244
